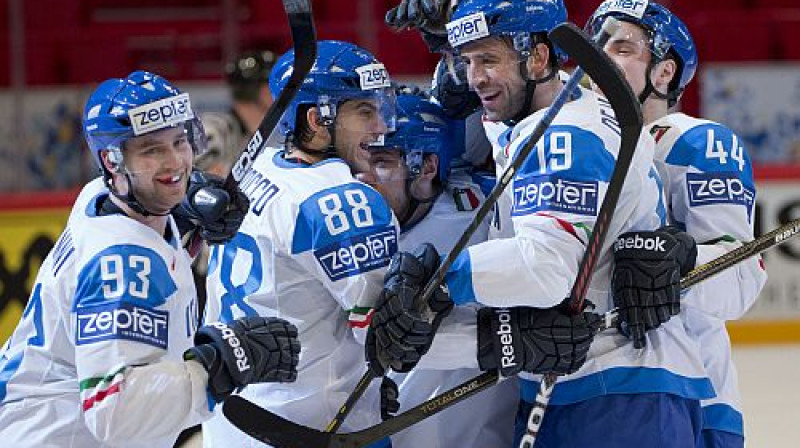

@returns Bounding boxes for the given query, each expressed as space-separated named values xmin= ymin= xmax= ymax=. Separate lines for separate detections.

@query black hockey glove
xmin=185 ymin=317 xmax=300 ymax=402
xmin=476 ymin=302 xmax=602 ymax=377
xmin=385 ymin=0 xmax=451 ymax=52
xmin=173 ymin=169 xmax=250 ymax=244
xmin=365 ymin=243 xmax=453 ymax=376
xmin=612 ymin=226 xmax=697 ymax=349
xmin=380 ymin=376 xmax=401 ymax=421
xmin=431 ymin=55 xmax=482 ymax=120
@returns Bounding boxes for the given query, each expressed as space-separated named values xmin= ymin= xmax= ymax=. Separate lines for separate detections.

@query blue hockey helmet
xmin=270 ymin=40 xmax=396 ymax=140
xmin=83 ymin=70 xmax=206 ymax=173
xmin=586 ymin=0 xmax=698 ymax=93
xmin=446 ymin=0 xmax=568 ymax=62
xmin=372 ymin=91 xmax=458 ymax=182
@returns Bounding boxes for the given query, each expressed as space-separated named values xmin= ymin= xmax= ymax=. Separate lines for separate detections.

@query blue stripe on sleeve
xmin=445 ymin=251 xmax=477 ymax=305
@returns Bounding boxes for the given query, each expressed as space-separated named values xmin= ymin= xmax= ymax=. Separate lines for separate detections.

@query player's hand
xmin=612 ymin=227 xmax=697 ymax=348
xmin=173 ymin=169 xmax=250 ymax=244
xmin=476 ymin=302 xmax=601 ymax=376
xmin=365 ymin=244 xmax=453 ymax=376
xmin=431 ymin=55 xmax=482 ymax=120
xmin=385 ymin=0 xmax=452 ymax=52
xmin=185 ymin=317 xmax=300 ymax=402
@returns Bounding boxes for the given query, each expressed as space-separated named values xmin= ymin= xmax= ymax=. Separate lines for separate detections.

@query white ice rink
xmin=734 ymin=344 xmax=800 ymax=448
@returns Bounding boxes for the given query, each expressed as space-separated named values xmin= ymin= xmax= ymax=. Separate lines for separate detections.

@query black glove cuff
xmin=476 ymin=307 xmax=497 ymax=371
xmin=185 ymin=343 xmax=235 ymax=402
xmin=477 ymin=308 xmax=522 ymax=376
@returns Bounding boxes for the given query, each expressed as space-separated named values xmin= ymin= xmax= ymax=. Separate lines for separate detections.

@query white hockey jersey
xmin=202 ymin=148 xmax=399 ymax=446
xmin=389 ymin=168 xmax=518 ymax=448
xmin=447 ymin=87 xmax=713 ymax=405
xmin=649 ymin=113 xmax=768 ymax=435
xmin=0 ymin=178 xmax=210 ymax=448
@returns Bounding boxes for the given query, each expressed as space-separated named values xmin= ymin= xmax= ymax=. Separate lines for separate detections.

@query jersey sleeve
xmin=72 ymin=244 xmax=210 ymax=443
xmin=290 ymin=182 xmax=399 ymax=322
xmin=445 ymin=124 xmax=630 ymax=308
xmin=661 ymin=123 xmax=765 ymax=318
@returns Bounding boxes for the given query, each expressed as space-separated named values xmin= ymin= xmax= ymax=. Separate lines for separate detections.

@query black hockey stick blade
xmin=223 ymin=371 xmax=501 ymax=448
xmin=224 ymin=0 xmax=317 ymax=191
xmin=548 ymin=21 xmax=643 ymax=313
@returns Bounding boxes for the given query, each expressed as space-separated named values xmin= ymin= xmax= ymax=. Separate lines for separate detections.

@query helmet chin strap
xmin=398 ymin=176 xmax=439 ymax=227
xmin=509 ymin=49 xmax=558 ymax=125
xmin=639 ymin=58 xmax=682 ymax=107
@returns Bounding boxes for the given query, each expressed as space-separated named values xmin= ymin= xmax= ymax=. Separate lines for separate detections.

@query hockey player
xmin=202 ymin=40 xmax=399 ymax=448
xmin=366 ymin=1 xmax=713 ymax=447
xmin=197 ymin=50 xmax=278 ymax=177
xmin=363 ymin=90 xmax=518 ymax=447
xmin=586 ymin=2 xmax=768 ymax=447
xmin=0 ymin=71 xmax=300 ymax=448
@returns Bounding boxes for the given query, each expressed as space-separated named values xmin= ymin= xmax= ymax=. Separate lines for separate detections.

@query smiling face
xmin=459 ymin=37 xmax=527 ymax=121
xmin=333 ymin=98 xmax=391 ymax=175
xmin=107 ymin=126 xmax=193 ymax=215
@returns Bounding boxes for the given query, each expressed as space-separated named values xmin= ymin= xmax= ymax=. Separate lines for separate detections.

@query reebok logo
xmin=77 ymin=302 xmax=168 ymax=349
xmin=615 ymin=234 xmax=667 ymax=252
xmin=512 ymin=176 xmax=599 ymax=216
xmin=595 ymin=0 xmax=648 ymax=19
xmin=446 ymin=12 xmax=489 ymax=47
xmin=686 ymin=172 xmax=755 ymax=220
xmin=495 ymin=309 xmax=516 ymax=370
xmin=208 ymin=321 xmax=251 ymax=373
xmin=129 ymin=93 xmax=194 ymax=136
xmin=316 ymin=228 xmax=397 ymax=281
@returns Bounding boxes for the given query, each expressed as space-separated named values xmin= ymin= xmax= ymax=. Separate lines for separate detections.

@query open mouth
xmin=156 ymin=173 xmax=184 ymax=186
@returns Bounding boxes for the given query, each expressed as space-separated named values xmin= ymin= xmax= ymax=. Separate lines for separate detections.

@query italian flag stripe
xmin=535 ymin=212 xmax=592 ymax=244
xmin=348 ymin=307 xmax=375 ymax=329
xmin=80 ymin=366 xmax=127 ymax=412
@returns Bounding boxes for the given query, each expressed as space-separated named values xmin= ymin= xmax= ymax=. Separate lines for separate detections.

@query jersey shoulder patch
xmin=665 ymin=121 xmax=754 ymax=183
xmin=291 ymin=182 xmax=397 ymax=281
xmin=72 ymin=245 xmax=175 ymax=350
xmin=73 ymin=244 xmax=177 ymax=310
xmin=511 ymin=125 xmax=615 ymax=217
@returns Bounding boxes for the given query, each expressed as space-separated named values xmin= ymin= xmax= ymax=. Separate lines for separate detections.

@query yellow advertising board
xmin=0 ymin=192 xmax=74 ymax=343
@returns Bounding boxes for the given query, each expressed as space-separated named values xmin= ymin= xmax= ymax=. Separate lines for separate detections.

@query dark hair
xmin=225 ymin=50 xmax=277 ymax=103
xmin=291 ymin=103 xmax=317 ymax=147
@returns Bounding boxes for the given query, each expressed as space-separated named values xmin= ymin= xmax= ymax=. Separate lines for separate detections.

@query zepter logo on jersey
xmin=128 ymin=92 xmax=194 ymax=136
xmin=686 ymin=172 xmax=755 ymax=220
xmin=76 ymin=302 xmax=169 ymax=349
xmin=446 ymin=12 xmax=490 ymax=48
xmin=315 ymin=228 xmax=398 ymax=281
xmin=512 ymin=176 xmax=600 ymax=217
xmin=594 ymin=0 xmax=649 ymax=20
xmin=355 ymin=63 xmax=391 ymax=90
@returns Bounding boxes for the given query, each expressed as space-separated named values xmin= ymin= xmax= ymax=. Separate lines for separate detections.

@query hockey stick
xmin=517 ymin=17 xmax=642 ymax=448
xmin=186 ymin=0 xmax=317 ymax=256
xmin=221 ymin=17 xmax=635 ymax=446
xmin=325 ymin=17 xmax=638 ymax=430
xmin=222 ymin=217 xmax=800 ymax=448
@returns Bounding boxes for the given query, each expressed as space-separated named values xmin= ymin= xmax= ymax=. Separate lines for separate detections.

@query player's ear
xmin=653 ymin=58 xmax=677 ymax=95
xmin=527 ymin=42 xmax=551 ymax=79
xmin=100 ymin=149 xmax=122 ymax=173
xmin=420 ymin=153 xmax=439 ymax=181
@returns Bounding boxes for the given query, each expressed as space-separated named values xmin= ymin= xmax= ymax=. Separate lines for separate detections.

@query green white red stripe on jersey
xmin=80 ymin=365 xmax=127 ymax=411
xmin=536 ymin=212 xmax=592 ymax=244
xmin=348 ymin=306 xmax=375 ymax=329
